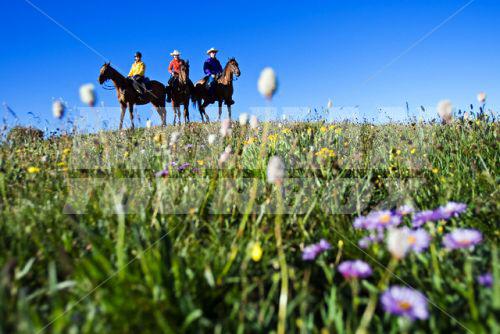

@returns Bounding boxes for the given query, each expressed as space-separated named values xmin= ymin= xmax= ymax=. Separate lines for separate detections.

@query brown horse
xmin=98 ymin=63 xmax=166 ymax=130
xmin=170 ymin=60 xmax=192 ymax=125
xmin=192 ymin=58 xmax=241 ymax=122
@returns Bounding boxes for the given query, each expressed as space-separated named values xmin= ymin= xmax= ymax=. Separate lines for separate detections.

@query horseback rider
xmin=128 ymin=51 xmax=149 ymax=95
xmin=203 ymin=48 xmax=223 ymax=102
xmin=166 ymin=50 xmax=193 ymax=103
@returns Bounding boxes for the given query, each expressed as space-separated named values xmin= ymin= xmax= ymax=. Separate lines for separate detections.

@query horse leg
xmin=227 ymin=104 xmax=232 ymax=120
xmin=173 ymin=105 xmax=177 ymax=126
xmin=184 ymin=102 xmax=189 ymax=124
xmin=154 ymin=104 xmax=165 ymax=127
xmin=128 ymin=103 xmax=134 ymax=130
xmin=218 ymin=101 xmax=223 ymax=121
xmin=119 ymin=103 xmax=126 ymax=130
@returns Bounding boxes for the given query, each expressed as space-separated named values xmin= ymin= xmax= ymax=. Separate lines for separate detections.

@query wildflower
xmin=250 ymin=242 xmax=263 ymax=262
xmin=338 ymin=260 xmax=372 ymax=279
xmin=387 ymin=228 xmax=410 ymax=259
xmin=435 ymin=202 xmax=467 ymax=220
xmin=477 ymin=92 xmax=487 ymax=104
xmin=52 ymin=100 xmax=65 ymax=119
xmin=239 ymin=113 xmax=249 ymax=126
xmin=437 ymin=100 xmax=453 ymax=124
xmin=197 ymin=160 xmax=204 ymax=166
xmin=432 ymin=168 xmax=439 ymax=174
xmin=218 ymin=146 xmax=232 ymax=166
xmin=320 ymin=126 xmax=327 ymax=133
xmin=207 ymin=134 xmax=217 ymax=145
xmin=334 ymin=128 xmax=342 ymax=135
xmin=405 ymin=228 xmax=431 ymax=253
xmin=249 ymin=115 xmax=259 ymax=129
xmin=266 ymin=156 xmax=285 ymax=184
xmin=437 ymin=225 xmax=444 ymax=234
xmin=443 ymin=229 xmax=482 ymax=250
xmin=220 ymin=119 xmax=232 ymax=137
xmin=267 ymin=134 xmax=278 ymax=143
xmin=477 ymin=273 xmax=493 ymax=287
xmin=153 ymin=133 xmax=163 ymax=144
xmin=27 ymin=166 xmax=40 ymax=174
xmin=396 ymin=204 xmax=414 ymax=216
xmin=412 ymin=210 xmax=441 ymax=227
xmin=356 ymin=210 xmax=402 ymax=230
xmin=62 ymin=148 xmax=71 ymax=155
xmin=146 ymin=120 xmax=152 ymax=128
xmin=302 ymin=239 xmax=331 ymax=261
xmin=257 ymin=67 xmax=278 ymax=99
xmin=327 ymin=99 xmax=333 ymax=109
xmin=170 ymin=131 xmax=180 ymax=146
xmin=337 ymin=240 xmax=344 ymax=249
xmin=410 ymin=148 xmax=416 ymax=155
xmin=79 ymin=83 xmax=96 ymax=107
xmin=381 ymin=286 xmax=429 ymax=320
xmin=315 ymin=147 xmax=335 ymax=158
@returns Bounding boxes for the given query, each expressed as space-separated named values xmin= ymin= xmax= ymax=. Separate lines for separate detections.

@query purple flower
xmin=404 ymin=228 xmax=431 ymax=253
xmin=435 ymin=202 xmax=467 ymax=220
xmin=381 ymin=286 xmax=429 ymax=320
xmin=338 ymin=260 xmax=372 ymax=279
xmin=443 ymin=229 xmax=482 ymax=250
xmin=357 ymin=230 xmax=384 ymax=248
xmin=302 ymin=239 xmax=331 ymax=261
xmin=354 ymin=210 xmax=401 ymax=230
xmin=477 ymin=273 xmax=493 ymax=287
xmin=412 ymin=210 xmax=441 ymax=227
xmin=177 ymin=162 xmax=191 ymax=172
xmin=396 ymin=205 xmax=415 ymax=216
xmin=155 ymin=169 xmax=169 ymax=178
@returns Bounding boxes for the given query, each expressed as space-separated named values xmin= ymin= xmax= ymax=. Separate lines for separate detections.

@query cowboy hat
xmin=170 ymin=50 xmax=181 ymax=56
xmin=206 ymin=47 xmax=218 ymax=55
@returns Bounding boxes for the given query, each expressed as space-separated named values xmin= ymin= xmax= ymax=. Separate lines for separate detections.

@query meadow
xmin=0 ymin=116 xmax=498 ymax=333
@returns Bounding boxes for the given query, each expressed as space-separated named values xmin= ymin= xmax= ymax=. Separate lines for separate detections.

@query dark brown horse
xmin=170 ymin=60 xmax=192 ymax=125
xmin=192 ymin=58 xmax=241 ymax=122
xmin=98 ymin=63 xmax=166 ymax=130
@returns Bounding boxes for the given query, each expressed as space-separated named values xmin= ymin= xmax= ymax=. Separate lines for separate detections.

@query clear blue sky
xmin=1 ymin=0 xmax=499 ymax=130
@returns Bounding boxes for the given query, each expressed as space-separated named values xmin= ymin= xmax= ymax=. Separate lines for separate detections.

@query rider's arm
xmin=168 ymin=61 xmax=174 ymax=75
xmin=137 ymin=62 xmax=145 ymax=76
xmin=128 ymin=64 xmax=135 ymax=77
xmin=203 ymin=61 xmax=211 ymax=76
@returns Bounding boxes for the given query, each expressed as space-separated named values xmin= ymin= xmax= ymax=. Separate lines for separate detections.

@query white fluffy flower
xmin=52 ymin=100 xmax=65 ymax=119
xmin=327 ymin=99 xmax=333 ymax=109
xmin=220 ymin=119 xmax=232 ymax=137
xmin=257 ymin=67 xmax=278 ymax=99
xmin=170 ymin=131 xmax=180 ymax=146
xmin=387 ymin=228 xmax=410 ymax=260
xmin=477 ymin=92 xmax=487 ymax=104
xmin=239 ymin=113 xmax=249 ymax=126
xmin=249 ymin=115 xmax=259 ymax=129
xmin=436 ymin=100 xmax=453 ymax=124
xmin=207 ymin=134 xmax=217 ymax=145
xmin=146 ymin=120 xmax=152 ymax=128
xmin=218 ymin=147 xmax=232 ymax=166
xmin=79 ymin=83 xmax=96 ymax=107
xmin=267 ymin=156 xmax=285 ymax=184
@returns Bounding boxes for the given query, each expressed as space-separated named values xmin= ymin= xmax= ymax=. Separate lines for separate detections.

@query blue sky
xmin=1 ymin=0 xmax=499 ymax=130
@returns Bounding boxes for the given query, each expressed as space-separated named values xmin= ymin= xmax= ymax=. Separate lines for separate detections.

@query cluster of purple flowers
xmin=338 ymin=260 xmax=372 ymax=279
xmin=412 ymin=202 xmax=467 ymax=227
xmin=155 ymin=161 xmax=199 ymax=178
xmin=477 ymin=273 xmax=493 ymax=287
xmin=353 ymin=210 xmax=402 ymax=230
xmin=402 ymin=227 xmax=431 ymax=253
xmin=302 ymin=239 xmax=331 ymax=261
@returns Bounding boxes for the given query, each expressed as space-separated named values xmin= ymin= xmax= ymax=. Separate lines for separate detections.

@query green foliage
xmin=0 ymin=120 xmax=498 ymax=333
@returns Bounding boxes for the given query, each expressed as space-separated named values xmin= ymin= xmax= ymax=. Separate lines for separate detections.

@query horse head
xmin=227 ymin=58 xmax=241 ymax=78
xmin=179 ymin=60 xmax=190 ymax=84
xmin=98 ymin=62 xmax=112 ymax=84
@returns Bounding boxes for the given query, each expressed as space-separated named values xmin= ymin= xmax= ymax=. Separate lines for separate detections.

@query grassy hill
xmin=0 ymin=119 xmax=498 ymax=333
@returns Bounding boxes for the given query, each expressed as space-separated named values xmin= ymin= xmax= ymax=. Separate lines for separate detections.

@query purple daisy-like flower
xmin=358 ymin=230 xmax=384 ymax=248
xmin=443 ymin=229 xmax=482 ymax=250
xmin=477 ymin=273 xmax=493 ymax=287
xmin=396 ymin=205 xmax=415 ymax=216
xmin=435 ymin=202 xmax=467 ymax=220
xmin=338 ymin=260 xmax=372 ymax=279
xmin=353 ymin=216 xmax=369 ymax=229
xmin=155 ymin=169 xmax=169 ymax=178
xmin=302 ymin=239 xmax=331 ymax=261
xmin=177 ymin=162 xmax=191 ymax=172
xmin=405 ymin=228 xmax=431 ymax=253
xmin=412 ymin=210 xmax=441 ymax=227
xmin=381 ymin=286 xmax=429 ymax=320
xmin=365 ymin=210 xmax=401 ymax=230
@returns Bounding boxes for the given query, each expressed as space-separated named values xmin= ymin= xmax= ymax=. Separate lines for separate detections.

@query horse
xmin=192 ymin=58 xmax=241 ymax=122
xmin=170 ymin=60 xmax=192 ymax=125
xmin=98 ymin=63 xmax=166 ymax=130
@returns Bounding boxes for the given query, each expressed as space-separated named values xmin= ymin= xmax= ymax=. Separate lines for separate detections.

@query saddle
xmin=128 ymin=76 xmax=151 ymax=100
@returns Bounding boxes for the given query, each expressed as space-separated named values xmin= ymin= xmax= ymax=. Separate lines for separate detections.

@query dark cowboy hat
xmin=135 ymin=51 xmax=142 ymax=58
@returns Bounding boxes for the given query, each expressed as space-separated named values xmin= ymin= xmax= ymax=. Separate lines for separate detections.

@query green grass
xmin=0 ymin=119 xmax=498 ymax=333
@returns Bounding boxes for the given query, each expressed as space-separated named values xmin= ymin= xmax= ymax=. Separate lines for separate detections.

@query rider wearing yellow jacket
xmin=128 ymin=52 xmax=148 ymax=94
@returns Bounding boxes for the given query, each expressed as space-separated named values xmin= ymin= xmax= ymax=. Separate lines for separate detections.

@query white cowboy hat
xmin=206 ymin=47 xmax=218 ymax=55
xmin=170 ymin=50 xmax=181 ymax=56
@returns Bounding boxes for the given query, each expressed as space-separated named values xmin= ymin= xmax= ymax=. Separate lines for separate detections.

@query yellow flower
xmin=57 ymin=161 xmax=66 ymax=167
xmin=410 ymin=148 xmax=416 ymax=155
xmin=153 ymin=133 xmax=163 ymax=144
xmin=432 ymin=168 xmax=439 ymax=174
xmin=437 ymin=226 xmax=444 ymax=234
xmin=124 ymin=151 xmax=129 ymax=158
xmin=320 ymin=126 xmax=327 ymax=133
xmin=307 ymin=128 xmax=313 ymax=135
xmin=334 ymin=128 xmax=342 ymax=135
xmin=281 ymin=128 xmax=291 ymax=135
xmin=197 ymin=160 xmax=204 ymax=166
xmin=63 ymin=148 xmax=71 ymax=155
xmin=27 ymin=167 xmax=40 ymax=174
xmin=329 ymin=125 xmax=336 ymax=131
xmin=396 ymin=149 xmax=401 ymax=155
xmin=250 ymin=242 xmax=263 ymax=262
xmin=244 ymin=137 xmax=256 ymax=145
xmin=267 ymin=134 xmax=278 ymax=143
xmin=337 ymin=240 xmax=344 ymax=249
xmin=315 ymin=147 xmax=335 ymax=158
